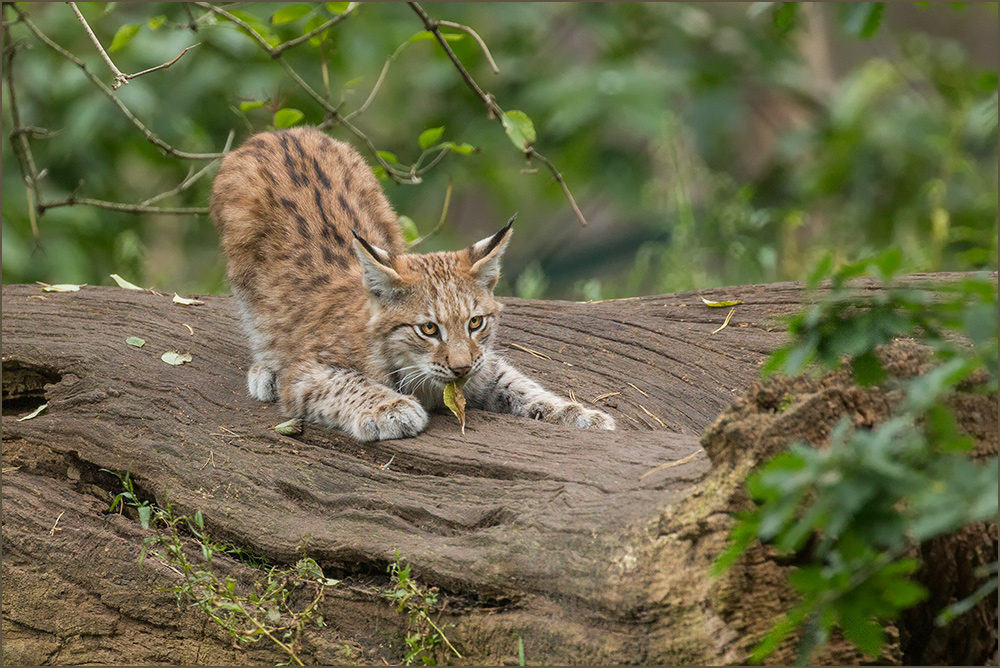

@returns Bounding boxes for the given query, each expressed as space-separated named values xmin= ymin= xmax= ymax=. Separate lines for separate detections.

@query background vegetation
xmin=2 ymin=2 xmax=997 ymax=299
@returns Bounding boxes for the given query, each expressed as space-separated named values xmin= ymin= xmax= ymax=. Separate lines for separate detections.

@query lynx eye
xmin=468 ymin=315 xmax=484 ymax=331
xmin=418 ymin=322 xmax=439 ymax=337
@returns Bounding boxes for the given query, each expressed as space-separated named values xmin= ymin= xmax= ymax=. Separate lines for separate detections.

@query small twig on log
xmin=407 ymin=2 xmax=588 ymax=226
xmin=49 ymin=510 xmax=65 ymax=535
xmin=69 ymin=3 xmax=199 ymax=89
xmin=639 ymin=450 xmax=705 ymax=480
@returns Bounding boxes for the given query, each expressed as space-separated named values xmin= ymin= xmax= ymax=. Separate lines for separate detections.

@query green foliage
xmin=2 ymin=3 xmax=994 ymax=298
xmin=102 ymin=470 xmax=338 ymax=666
xmin=385 ymin=553 xmax=461 ymax=665
xmin=715 ymin=255 xmax=998 ymax=664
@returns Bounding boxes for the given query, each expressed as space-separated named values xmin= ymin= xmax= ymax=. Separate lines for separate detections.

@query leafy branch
xmin=4 ymin=3 xmax=229 ymax=221
xmin=68 ymin=2 xmax=198 ymax=90
xmin=714 ymin=250 xmax=998 ymax=664
xmin=408 ymin=1 xmax=589 ymax=226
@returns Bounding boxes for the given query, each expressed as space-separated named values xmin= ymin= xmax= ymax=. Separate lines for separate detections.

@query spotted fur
xmin=211 ymin=127 xmax=614 ymax=441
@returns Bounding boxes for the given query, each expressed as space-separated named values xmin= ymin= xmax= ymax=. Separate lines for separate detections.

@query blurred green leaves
xmin=273 ymin=108 xmax=305 ymax=129
xmin=109 ymin=23 xmax=140 ymax=52
xmin=0 ymin=3 xmax=995 ymax=299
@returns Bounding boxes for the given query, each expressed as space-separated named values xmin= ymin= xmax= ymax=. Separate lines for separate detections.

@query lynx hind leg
xmin=282 ymin=361 xmax=429 ymax=442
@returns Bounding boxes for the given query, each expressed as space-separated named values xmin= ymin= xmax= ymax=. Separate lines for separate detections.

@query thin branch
xmin=437 ymin=20 xmax=499 ymax=74
xmin=69 ymin=1 xmax=127 ymax=88
xmin=3 ymin=5 xmax=43 ymax=241
xmin=407 ymin=2 xmax=588 ymax=226
xmin=275 ymin=55 xmax=420 ymax=183
xmin=407 ymin=2 xmax=499 ymax=117
xmin=69 ymin=3 xmax=199 ymax=88
xmin=39 ymin=196 xmax=210 ymax=215
xmin=270 ymin=3 xmax=358 ymax=57
xmin=408 ymin=179 xmax=453 ymax=249
xmin=529 ymin=151 xmax=587 ymax=229
xmin=126 ymin=43 xmax=200 ymax=82
xmin=14 ymin=6 xmax=226 ymax=160
xmin=139 ymin=129 xmax=235 ymax=206
xmin=343 ymin=57 xmax=391 ymax=121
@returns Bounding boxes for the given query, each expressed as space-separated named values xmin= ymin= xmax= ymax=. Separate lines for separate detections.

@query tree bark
xmin=2 ymin=276 xmax=995 ymax=665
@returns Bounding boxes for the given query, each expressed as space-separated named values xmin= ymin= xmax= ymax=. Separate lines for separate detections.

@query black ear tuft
xmin=480 ymin=213 xmax=517 ymax=258
xmin=351 ymin=228 xmax=392 ymax=267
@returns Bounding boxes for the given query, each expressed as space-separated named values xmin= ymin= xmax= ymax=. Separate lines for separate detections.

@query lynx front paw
xmin=351 ymin=396 xmax=429 ymax=442
xmin=556 ymin=402 xmax=616 ymax=430
xmin=248 ymin=364 xmax=278 ymax=402
xmin=528 ymin=401 xmax=616 ymax=430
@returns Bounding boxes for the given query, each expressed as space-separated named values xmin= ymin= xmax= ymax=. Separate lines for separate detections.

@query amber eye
xmin=468 ymin=315 xmax=484 ymax=331
xmin=419 ymin=322 xmax=439 ymax=337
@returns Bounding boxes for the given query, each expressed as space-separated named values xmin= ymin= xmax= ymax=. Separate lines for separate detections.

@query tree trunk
xmin=2 ymin=276 xmax=995 ymax=665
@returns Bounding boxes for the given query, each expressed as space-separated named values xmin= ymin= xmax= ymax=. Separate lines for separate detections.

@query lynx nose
xmin=450 ymin=365 xmax=472 ymax=378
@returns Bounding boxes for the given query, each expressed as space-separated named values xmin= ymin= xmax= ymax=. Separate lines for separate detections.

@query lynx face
xmin=352 ymin=224 xmax=510 ymax=408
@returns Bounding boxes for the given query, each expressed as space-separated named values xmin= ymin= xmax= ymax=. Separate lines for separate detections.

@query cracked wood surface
xmin=5 ymin=276 xmax=986 ymax=664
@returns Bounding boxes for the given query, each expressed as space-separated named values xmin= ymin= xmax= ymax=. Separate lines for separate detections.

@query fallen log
xmin=2 ymin=275 xmax=994 ymax=665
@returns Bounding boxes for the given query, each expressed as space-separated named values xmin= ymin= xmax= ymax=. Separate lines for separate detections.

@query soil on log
xmin=1 ymin=275 xmax=995 ymax=666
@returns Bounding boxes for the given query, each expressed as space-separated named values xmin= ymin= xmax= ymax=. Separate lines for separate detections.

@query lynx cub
xmin=211 ymin=127 xmax=615 ymax=441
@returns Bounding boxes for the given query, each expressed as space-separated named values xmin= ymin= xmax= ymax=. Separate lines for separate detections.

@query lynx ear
xmin=351 ymin=229 xmax=403 ymax=298
xmin=465 ymin=213 xmax=515 ymax=291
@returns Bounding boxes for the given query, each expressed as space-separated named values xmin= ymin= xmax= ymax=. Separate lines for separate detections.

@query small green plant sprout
xmin=386 ymin=553 xmax=461 ymax=665
xmin=714 ymin=249 xmax=999 ymax=664
xmin=101 ymin=468 xmax=153 ymax=529
xmin=104 ymin=473 xmax=339 ymax=666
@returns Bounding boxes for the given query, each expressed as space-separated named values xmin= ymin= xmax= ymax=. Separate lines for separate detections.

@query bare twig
xmin=639 ymin=450 xmax=705 ymax=480
xmin=531 ymin=150 xmax=588 ymax=228
xmin=49 ymin=510 xmax=65 ymax=535
xmin=271 ymin=3 xmax=359 ymax=57
xmin=711 ymin=307 xmax=737 ymax=335
xmin=407 ymin=2 xmax=588 ymax=226
xmin=14 ymin=6 xmax=226 ymax=160
xmin=69 ymin=2 xmax=128 ymax=88
xmin=3 ymin=6 xmax=43 ymax=241
xmin=343 ymin=58 xmax=391 ymax=121
xmin=69 ymin=2 xmax=199 ymax=89
xmin=638 ymin=404 xmax=667 ymax=428
xmin=509 ymin=343 xmax=553 ymax=360
xmin=39 ymin=197 xmax=210 ymax=215
xmin=139 ymin=130 xmax=235 ymax=207
xmin=437 ymin=20 xmax=499 ymax=74
xmin=126 ymin=43 xmax=200 ymax=81
xmin=408 ymin=179 xmax=453 ymax=248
